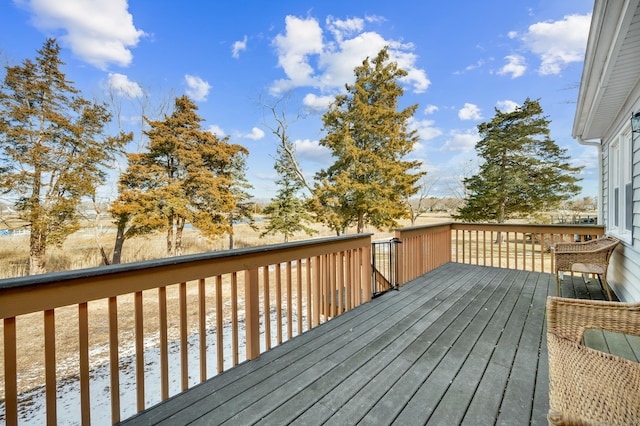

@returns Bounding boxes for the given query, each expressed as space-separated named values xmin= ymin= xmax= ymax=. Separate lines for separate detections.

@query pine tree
xmin=455 ymin=98 xmax=582 ymax=223
xmin=261 ymin=141 xmax=316 ymax=242
xmin=312 ymin=47 xmax=424 ymax=234
xmin=0 ymin=39 xmax=130 ymax=274
xmin=112 ymin=95 xmax=246 ymax=257
xmin=204 ymin=141 xmax=254 ymax=250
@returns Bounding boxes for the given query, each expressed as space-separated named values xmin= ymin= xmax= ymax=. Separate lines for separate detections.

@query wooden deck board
xmin=154 ymin=266 xmax=445 ymax=424
xmin=357 ymin=267 xmax=513 ymax=425
xmin=121 ymin=263 xmax=613 ymax=426
xmin=229 ymin=266 xmax=483 ymax=425
xmin=256 ymin=264 xmax=493 ymax=425
xmin=462 ymin=270 xmax=539 ymax=424
xmin=391 ymin=269 xmax=521 ymax=425
xmin=496 ymin=271 xmax=551 ymax=425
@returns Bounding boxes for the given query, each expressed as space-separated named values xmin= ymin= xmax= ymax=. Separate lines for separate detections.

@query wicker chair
xmin=552 ymin=236 xmax=619 ymax=300
xmin=546 ymin=296 xmax=640 ymax=425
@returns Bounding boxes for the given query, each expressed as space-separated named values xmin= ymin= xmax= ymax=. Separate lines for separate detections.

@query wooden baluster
xmin=215 ymin=276 xmax=223 ymax=373
xmin=135 ymin=291 xmax=145 ymax=410
xmin=198 ymin=278 xmax=207 ymax=382
xmin=108 ymin=297 xmax=120 ymax=422
xmin=78 ymin=303 xmax=90 ymax=425
xmin=159 ymin=287 xmax=169 ymax=399
xmin=231 ymin=273 xmax=239 ymax=365
xmin=179 ymin=282 xmax=188 ymax=391
xmin=4 ymin=317 xmax=17 ymax=426
xmin=245 ymin=268 xmax=260 ymax=360
xmin=263 ymin=267 xmax=271 ymax=351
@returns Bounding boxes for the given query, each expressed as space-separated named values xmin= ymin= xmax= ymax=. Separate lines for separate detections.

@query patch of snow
xmin=1 ymin=308 xmax=307 ymax=425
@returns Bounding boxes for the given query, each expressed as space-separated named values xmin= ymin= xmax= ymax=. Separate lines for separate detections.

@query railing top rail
xmin=396 ymin=222 xmax=604 ymax=235
xmin=394 ymin=223 xmax=452 ymax=238
xmin=394 ymin=221 xmax=605 ymax=240
xmin=0 ymin=233 xmax=373 ymax=319
xmin=0 ymin=233 xmax=372 ymax=290
xmin=450 ymin=222 xmax=605 ymax=234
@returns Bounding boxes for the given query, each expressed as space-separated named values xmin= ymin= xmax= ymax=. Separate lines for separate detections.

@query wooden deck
xmin=120 ymin=263 xmax=626 ymax=426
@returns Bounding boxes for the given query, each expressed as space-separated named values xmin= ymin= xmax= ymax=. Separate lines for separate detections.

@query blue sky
xmin=0 ymin=0 xmax=596 ymax=202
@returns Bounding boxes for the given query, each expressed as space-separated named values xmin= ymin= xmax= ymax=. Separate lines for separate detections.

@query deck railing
xmin=395 ymin=222 xmax=605 ymax=284
xmin=0 ymin=234 xmax=372 ymax=425
xmin=0 ymin=222 xmax=606 ymax=425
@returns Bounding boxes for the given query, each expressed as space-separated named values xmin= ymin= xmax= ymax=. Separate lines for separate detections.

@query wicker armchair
xmin=546 ymin=296 xmax=640 ymax=425
xmin=552 ymin=236 xmax=619 ymax=300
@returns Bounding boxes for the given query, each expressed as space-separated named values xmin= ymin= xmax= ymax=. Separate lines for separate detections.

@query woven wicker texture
xmin=552 ymin=237 xmax=619 ymax=300
xmin=546 ymin=297 xmax=640 ymax=425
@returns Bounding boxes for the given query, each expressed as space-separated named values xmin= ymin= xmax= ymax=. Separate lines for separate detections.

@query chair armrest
xmin=552 ymin=237 xmax=619 ymax=274
xmin=554 ymin=239 xmax=598 ymax=253
xmin=553 ymin=250 xmax=610 ymax=272
xmin=546 ymin=296 xmax=640 ymax=342
xmin=554 ymin=237 xmax=618 ymax=254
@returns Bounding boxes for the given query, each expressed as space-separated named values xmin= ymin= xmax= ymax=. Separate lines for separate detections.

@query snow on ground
xmin=1 ymin=309 xmax=305 ymax=425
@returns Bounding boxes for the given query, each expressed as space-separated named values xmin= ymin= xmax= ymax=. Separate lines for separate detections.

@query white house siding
xmin=573 ymin=0 xmax=640 ymax=301
xmin=603 ymin=109 xmax=640 ymax=302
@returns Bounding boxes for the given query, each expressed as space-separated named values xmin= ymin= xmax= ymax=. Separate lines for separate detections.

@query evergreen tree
xmin=312 ymin=47 xmax=424 ymax=234
xmin=0 ymin=39 xmax=130 ymax=274
xmin=261 ymin=141 xmax=316 ymax=242
xmin=112 ymin=95 xmax=246 ymax=257
xmin=455 ymin=98 xmax=582 ymax=223
xmin=209 ymin=143 xmax=255 ymax=250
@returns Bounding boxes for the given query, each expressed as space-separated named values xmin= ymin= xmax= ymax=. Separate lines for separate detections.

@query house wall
xmin=601 ymin=94 xmax=640 ymax=302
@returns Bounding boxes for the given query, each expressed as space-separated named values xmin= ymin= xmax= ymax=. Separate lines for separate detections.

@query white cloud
xmin=208 ymin=124 xmax=225 ymax=136
xmin=272 ymin=15 xmax=324 ymax=91
xmin=408 ymin=118 xmax=442 ymax=141
xmin=440 ymin=129 xmax=480 ymax=153
xmin=303 ymin=93 xmax=335 ymax=112
xmin=315 ymin=31 xmax=388 ymax=90
xmin=392 ymin=49 xmax=430 ymax=93
xmin=455 ymin=59 xmax=485 ymax=75
xmin=295 ymin=139 xmax=333 ymax=164
xmin=498 ymin=54 xmax=526 ymax=78
xmin=522 ymin=13 xmax=591 ymax=75
xmin=424 ymin=105 xmax=439 ymax=115
xmin=107 ymin=73 xmax=143 ymax=98
xmin=184 ymin=74 xmax=211 ymax=102
xmin=232 ymin=35 xmax=248 ymax=59
xmin=271 ymin=15 xmax=430 ymax=94
xmin=466 ymin=59 xmax=485 ymax=71
xmin=507 ymin=31 xmax=518 ymax=39
xmin=244 ymin=127 xmax=265 ymax=140
xmin=458 ymin=103 xmax=482 ymax=121
xmin=326 ymin=16 xmax=365 ymax=43
xmin=24 ymin=0 xmax=145 ymax=69
xmin=496 ymin=100 xmax=519 ymax=113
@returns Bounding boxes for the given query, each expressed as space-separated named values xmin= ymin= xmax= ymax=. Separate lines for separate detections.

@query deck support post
xmin=245 ymin=268 xmax=261 ymax=360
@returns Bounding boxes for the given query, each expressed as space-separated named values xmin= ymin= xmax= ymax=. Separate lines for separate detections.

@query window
xmin=608 ymin=128 xmax=633 ymax=240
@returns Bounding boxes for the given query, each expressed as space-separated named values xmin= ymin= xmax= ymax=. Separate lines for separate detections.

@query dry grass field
xmin=0 ymin=213 xmax=453 ymax=279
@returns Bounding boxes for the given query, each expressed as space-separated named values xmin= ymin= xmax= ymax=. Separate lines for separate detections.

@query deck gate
xmin=371 ymin=238 xmax=401 ymax=297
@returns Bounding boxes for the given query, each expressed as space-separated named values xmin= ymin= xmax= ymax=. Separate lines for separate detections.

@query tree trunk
xmin=357 ymin=211 xmax=364 ymax=234
xmin=175 ymin=217 xmax=185 ymax=256
xmin=495 ymin=199 xmax=506 ymax=243
xmin=112 ymin=218 xmax=127 ymax=264
xmin=166 ymin=216 xmax=174 ymax=256
xmin=29 ymin=230 xmax=46 ymax=275
xmin=229 ymin=232 xmax=234 ymax=250
xmin=89 ymin=196 xmax=111 ymax=266
xmin=498 ymin=201 xmax=506 ymax=224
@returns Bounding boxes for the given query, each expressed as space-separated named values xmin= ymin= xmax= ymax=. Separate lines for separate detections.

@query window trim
xmin=607 ymin=127 xmax=633 ymax=243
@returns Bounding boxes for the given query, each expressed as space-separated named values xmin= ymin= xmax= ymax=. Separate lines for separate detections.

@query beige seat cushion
xmin=570 ymin=263 xmax=605 ymax=275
